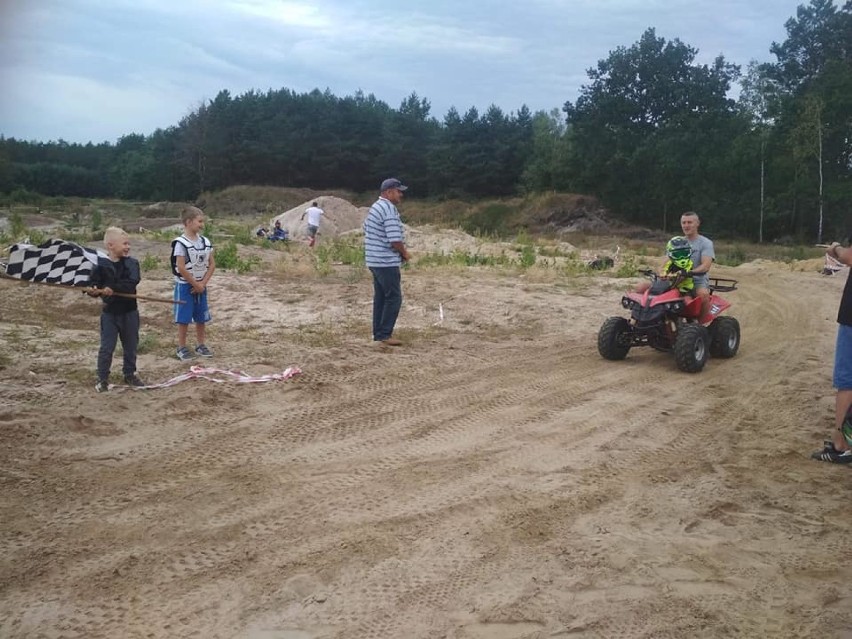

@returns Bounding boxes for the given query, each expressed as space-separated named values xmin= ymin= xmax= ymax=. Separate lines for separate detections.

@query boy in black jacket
xmin=88 ymin=227 xmax=145 ymax=392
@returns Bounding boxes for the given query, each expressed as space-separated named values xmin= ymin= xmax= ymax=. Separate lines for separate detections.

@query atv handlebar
xmin=639 ymin=269 xmax=738 ymax=292
xmin=640 ymin=268 xmax=690 ymax=282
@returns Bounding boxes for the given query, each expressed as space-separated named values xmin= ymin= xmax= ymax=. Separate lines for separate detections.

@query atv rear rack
xmin=709 ymin=277 xmax=738 ymax=293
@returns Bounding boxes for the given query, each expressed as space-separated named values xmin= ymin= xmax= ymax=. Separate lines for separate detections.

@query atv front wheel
xmin=709 ymin=316 xmax=740 ymax=358
xmin=598 ymin=316 xmax=632 ymax=360
xmin=673 ymin=324 xmax=709 ymax=373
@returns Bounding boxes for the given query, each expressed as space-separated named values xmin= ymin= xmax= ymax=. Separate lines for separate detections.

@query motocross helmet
xmin=666 ymin=236 xmax=692 ymax=264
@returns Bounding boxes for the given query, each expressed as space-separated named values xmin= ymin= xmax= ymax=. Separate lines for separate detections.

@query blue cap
xmin=380 ymin=178 xmax=408 ymax=192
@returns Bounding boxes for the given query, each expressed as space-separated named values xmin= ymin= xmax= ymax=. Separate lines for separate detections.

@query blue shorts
xmin=174 ymin=283 xmax=211 ymax=325
xmin=307 ymin=224 xmax=319 ymax=238
xmin=834 ymin=324 xmax=852 ymax=390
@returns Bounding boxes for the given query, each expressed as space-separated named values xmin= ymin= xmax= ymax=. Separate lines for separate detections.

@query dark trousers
xmin=369 ymin=267 xmax=402 ymax=341
xmin=98 ymin=310 xmax=139 ymax=380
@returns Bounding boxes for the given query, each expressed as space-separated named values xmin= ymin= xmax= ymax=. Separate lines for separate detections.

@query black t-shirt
xmin=839 ymin=272 xmax=852 ymax=326
xmin=89 ymin=256 xmax=140 ymax=314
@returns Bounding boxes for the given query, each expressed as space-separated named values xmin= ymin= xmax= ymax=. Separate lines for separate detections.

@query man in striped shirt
xmin=364 ymin=178 xmax=411 ymax=346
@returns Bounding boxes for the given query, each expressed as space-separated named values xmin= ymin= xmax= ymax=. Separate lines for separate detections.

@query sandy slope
xmin=0 ymin=238 xmax=850 ymax=639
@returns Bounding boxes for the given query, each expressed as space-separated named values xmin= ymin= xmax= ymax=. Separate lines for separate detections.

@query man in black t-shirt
xmin=812 ymin=240 xmax=852 ymax=463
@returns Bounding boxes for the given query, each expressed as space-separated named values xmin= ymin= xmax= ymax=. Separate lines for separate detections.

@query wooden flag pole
xmin=0 ymin=271 xmax=183 ymax=304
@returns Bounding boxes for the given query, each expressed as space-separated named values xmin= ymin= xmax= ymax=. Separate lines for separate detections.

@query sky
xmin=0 ymin=0 xmax=811 ymax=145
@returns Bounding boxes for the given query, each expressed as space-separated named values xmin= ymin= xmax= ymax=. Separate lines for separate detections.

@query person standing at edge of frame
xmin=812 ymin=239 xmax=852 ymax=464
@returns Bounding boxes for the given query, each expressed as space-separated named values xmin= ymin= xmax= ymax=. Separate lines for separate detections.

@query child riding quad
xmin=597 ymin=237 xmax=740 ymax=373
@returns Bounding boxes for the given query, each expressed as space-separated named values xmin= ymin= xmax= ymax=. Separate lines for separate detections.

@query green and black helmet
xmin=666 ymin=236 xmax=692 ymax=261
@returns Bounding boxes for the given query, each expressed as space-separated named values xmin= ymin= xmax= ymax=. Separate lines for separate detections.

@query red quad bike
xmin=597 ymin=269 xmax=740 ymax=373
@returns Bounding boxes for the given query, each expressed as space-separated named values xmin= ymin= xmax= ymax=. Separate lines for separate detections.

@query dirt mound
xmin=529 ymin=193 xmax=611 ymax=233
xmin=198 ymin=185 xmax=361 ymax=218
xmin=522 ymin=193 xmax=665 ymax=241
xmin=404 ymin=224 xmax=576 ymax=256
xmin=272 ymin=196 xmax=369 ymax=240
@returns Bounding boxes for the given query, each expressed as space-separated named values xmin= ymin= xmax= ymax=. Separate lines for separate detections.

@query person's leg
xmin=193 ymin=291 xmax=212 ymax=352
xmin=177 ymin=323 xmax=189 ymax=348
xmin=832 ymin=325 xmax=852 ymax=451
xmin=175 ymin=283 xmax=193 ymax=349
xmin=696 ymin=286 xmax=710 ymax=320
xmin=119 ymin=310 xmax=140 ymax=378
xmin=833 ymin=389 xmax=852 ymax=451
xmin=371 ymin=267 xmax=402 ymax=341
xmin=97 ymin=313 xmax=119 ymax=381
xmin=370 ymin=268 xmax=384 ymax=340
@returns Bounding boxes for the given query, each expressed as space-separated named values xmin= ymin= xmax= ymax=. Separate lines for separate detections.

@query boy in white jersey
xmin=172 ymin=206 xmax=216 ymax=361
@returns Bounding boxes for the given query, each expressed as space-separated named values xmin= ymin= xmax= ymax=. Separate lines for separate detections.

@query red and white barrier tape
xmin=108 ymin=365 xmax=302 ymax=391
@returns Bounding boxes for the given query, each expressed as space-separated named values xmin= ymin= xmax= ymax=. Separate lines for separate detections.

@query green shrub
xmin=315 ymin=238 xmax=365 ymax=267
xmin=461 ymin=203 xmax=513 ymax=237
xmin=90 ymin=209 xmax=102 ymax=231
xmin=561 ymin=254 xmax=591 ymax=276
xmin=9 ymin=212 xmax=26 ymax=239
xmin=215 ymin=241 xmax=261 ymax=273
xmin=417 ymin=249 xmax=514 ymax=268
xmin=519 ymin=244 xmax=536 ymax=268
xmin=140 ymin=254 xmax=161 ymax=271
xmin=613 ymin=256 xmax=641 ymax=278
xmin=27 ymin=229 xmax=46 ymax=245
xmin=9 ymin=188 xmax=41 ymax=205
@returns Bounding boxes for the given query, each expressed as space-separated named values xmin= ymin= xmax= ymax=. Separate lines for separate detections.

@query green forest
xmin=1 ymin=0 xmax=849 ymax=242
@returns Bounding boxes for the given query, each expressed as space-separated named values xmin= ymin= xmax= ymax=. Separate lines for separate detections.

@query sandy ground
xmin=1 ymin=233 xmax=851 ymax=639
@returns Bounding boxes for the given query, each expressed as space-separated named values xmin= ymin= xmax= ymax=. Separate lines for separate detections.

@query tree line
xmin=0 ymin=0 xmax=849 ymax=242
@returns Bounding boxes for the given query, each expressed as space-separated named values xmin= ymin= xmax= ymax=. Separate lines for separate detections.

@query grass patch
xmin=715 ymin=245 xmax=748 ymax=267
xmin=315 ymin=238 xmax=365 ymax=267
xmin=291 ymin=318 xmax=344 ymax=347
xmin=140 ymin=254 xmax=161 ymax=271
xmin=137 ymin=331 xmax=160 ymax=355
xmin=460 ymin=203 xmax=514 ymax=237
xmin=215 ymin=241 xmax=262 ymax=273
xmin=417 ymin=249 xmax=515 ymax=268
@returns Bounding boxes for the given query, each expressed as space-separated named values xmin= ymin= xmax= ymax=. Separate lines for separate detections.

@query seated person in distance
xmin=269 ymin=220 xmax=288 ymax=241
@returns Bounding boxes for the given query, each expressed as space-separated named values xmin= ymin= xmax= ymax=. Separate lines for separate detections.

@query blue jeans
xmin=370 ymin=267 xmax=402 ymax=341
xmin=835 ymin=324 xmax=852 ymax=390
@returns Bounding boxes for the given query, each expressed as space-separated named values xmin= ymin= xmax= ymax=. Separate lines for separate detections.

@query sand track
xmin=1 ymin=250 xmax=850 ymax=638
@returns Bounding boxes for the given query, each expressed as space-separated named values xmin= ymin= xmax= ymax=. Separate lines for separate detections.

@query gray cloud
xmin=0 ymin=0 xmax=805 ymax=143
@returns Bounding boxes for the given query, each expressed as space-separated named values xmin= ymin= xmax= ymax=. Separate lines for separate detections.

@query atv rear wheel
xmin=709 ymin=316 xmax=740 ymax=358
xmin=598 ymin=317 xmax=632 ymax=360
xmin=673 ymin=324 xmax=709 ymax=373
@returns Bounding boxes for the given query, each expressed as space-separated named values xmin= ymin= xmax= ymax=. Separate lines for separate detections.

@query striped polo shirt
xmin=364 ymin=197 xmax=405 ymax=268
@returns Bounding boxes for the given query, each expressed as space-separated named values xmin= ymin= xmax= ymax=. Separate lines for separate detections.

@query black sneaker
xmin=95 ymin=379 xmax=109 ymax=393
xmin=195 ymin=344 xmax=213 ymax=357
xmin=811 ymin=446 xmax=852 ymax=464
xmin=124 ymin=374 xmax=145 ymax=388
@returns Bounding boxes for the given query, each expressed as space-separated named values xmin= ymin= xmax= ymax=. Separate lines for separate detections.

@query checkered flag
xmin=3 ymin=239 xmax=105 ymax=286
